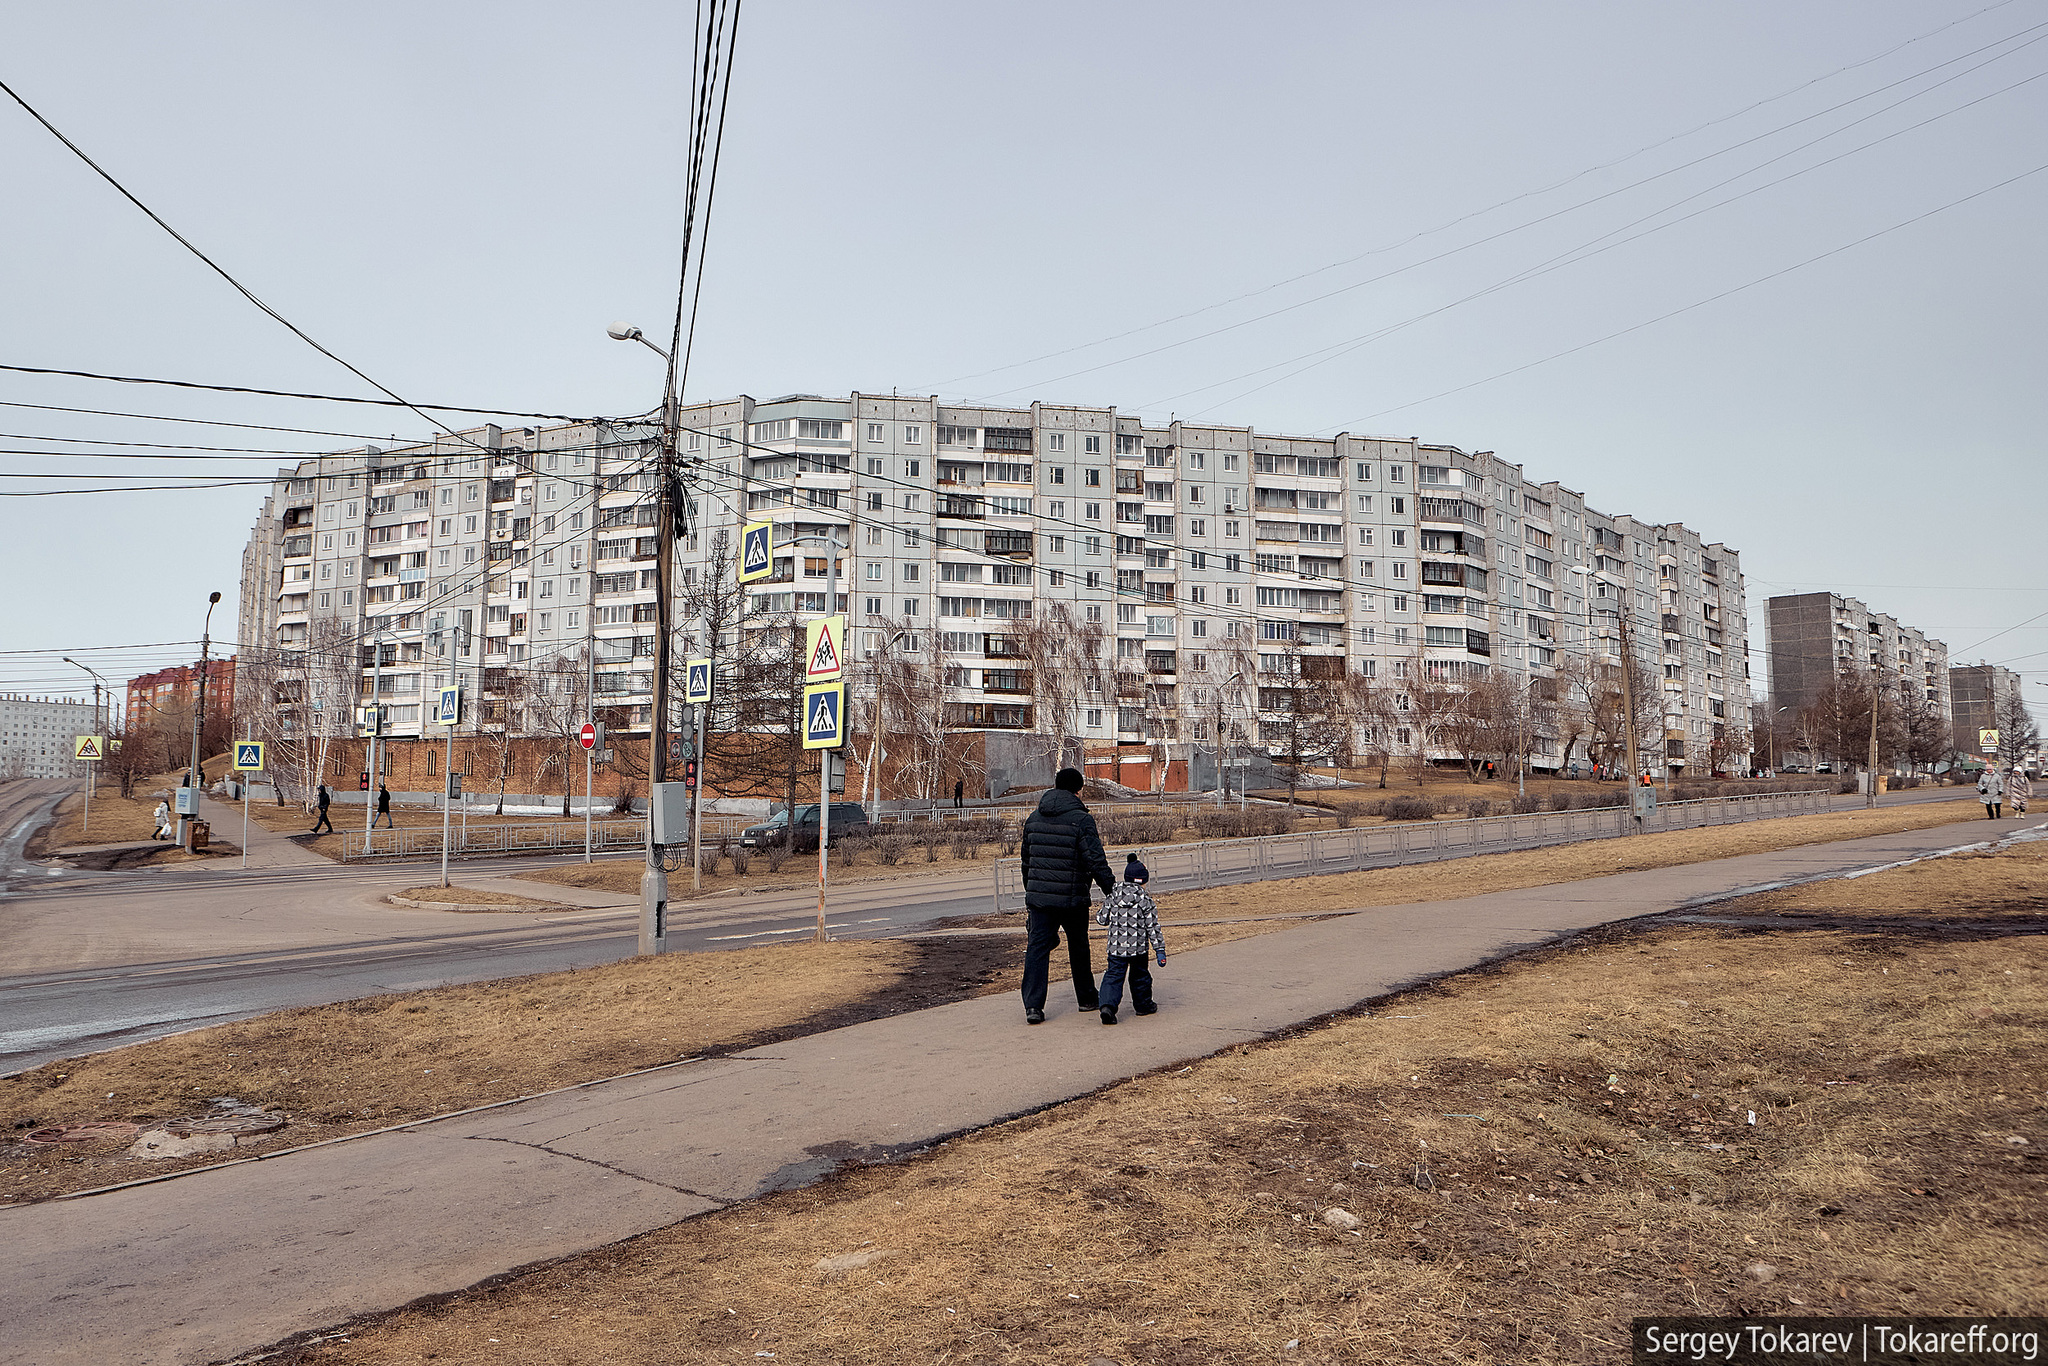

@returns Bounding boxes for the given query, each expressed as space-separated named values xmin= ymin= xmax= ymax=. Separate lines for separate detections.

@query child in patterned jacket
xmin=1093 ymin=853 xmax=1167 ymax=1025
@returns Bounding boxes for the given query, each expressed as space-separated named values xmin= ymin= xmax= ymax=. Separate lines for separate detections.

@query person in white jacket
xmin=1093 ymin=854 xmax=1167 ymax=1026
xmin=152 ymin=800 xmax=173 ymax=841
xmin=1978 ymin=766 xmax=2003 ymax=819
xmin=2005 ymin=765 xmax=2031 ymax=816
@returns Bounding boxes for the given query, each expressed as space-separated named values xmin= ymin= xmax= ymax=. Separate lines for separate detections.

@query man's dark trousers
xmin=1022 ymin=906 xmax=1097 ymax=1012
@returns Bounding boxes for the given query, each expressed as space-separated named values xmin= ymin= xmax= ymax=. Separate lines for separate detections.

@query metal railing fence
xmin=992 ymin=787 xmax=1834 ymax=912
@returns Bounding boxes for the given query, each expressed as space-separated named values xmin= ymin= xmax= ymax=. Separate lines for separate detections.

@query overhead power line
xmin=0 ymin=364 xmax=587 ymax=422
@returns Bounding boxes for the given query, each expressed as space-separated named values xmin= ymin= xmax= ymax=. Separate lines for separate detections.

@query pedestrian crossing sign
xmin=804 ymin=615 xmax=845 ymax=682
xmin=73 ymin=735 xmax=103 ymax=761
xmin=234 ymin=741 xmax=265 ymax=772
xmin=685 ymin=658 xmax=713 ymax=705
xmin=437 ymin=685 xmax=461 ymax=726
xmin=802 ymin=680 xmax=845 ymax=750
xmin=738 ymin=520 xmax=773 ymax=583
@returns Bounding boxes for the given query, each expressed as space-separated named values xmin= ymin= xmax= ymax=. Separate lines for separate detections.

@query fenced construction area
xmin=992 ymin=787 xmax=1837 ymax=911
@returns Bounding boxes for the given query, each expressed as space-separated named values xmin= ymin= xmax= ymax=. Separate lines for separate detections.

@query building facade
xmin=1765 ymin=592 xmax=1950 ymax=726
xmin=0 ymin=694 xmax=102 ymax=780
xmin=236 ymin=395 xmax=1755 ymax=781
xmin=1949 ymin=662 xmax=2024 ymax=758
xmin=125 ymin=659 xmax=237 ymax=736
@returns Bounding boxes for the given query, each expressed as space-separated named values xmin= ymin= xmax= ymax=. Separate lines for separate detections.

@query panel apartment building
xmin=238 ymin=394 xmax=1754 ymax=779
xmin=0 ymin=694 xmax=101 ymax=780
xmin=1948 ymin=662 xmax=2024 ymax=758
xmin=1765 ymin=592 xmax=1950 ymax=720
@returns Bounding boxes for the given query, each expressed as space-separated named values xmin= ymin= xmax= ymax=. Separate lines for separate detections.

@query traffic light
xmin=683 ymin=757 xmax=698 ymax=791
xmin=359 ymin=771 xmax=370 ymax=791
xmin=825 ymin=752 xmax=846 ymax=794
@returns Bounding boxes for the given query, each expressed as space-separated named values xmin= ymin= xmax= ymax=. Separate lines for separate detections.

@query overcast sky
xmin=2 ymin=0 xmax=2042 ymax=726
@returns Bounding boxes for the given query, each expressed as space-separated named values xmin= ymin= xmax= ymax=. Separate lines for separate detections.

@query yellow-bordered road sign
xmin=738 ymin=520 xmax=773 ymax=583
xmin=233 ymin=741 xmax=265 ymax=771
xmin=804 ymin=615 xmax=845 ymax=682
xmin=802 ymin=680 xmax=845 ymax=750
xmin=685 ymin=658 xmax=713 ymax=704
xmin=73 ymin=735 xmax=104 ymax=761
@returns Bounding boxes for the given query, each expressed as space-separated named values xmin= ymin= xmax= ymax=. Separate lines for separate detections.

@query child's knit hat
xmin=1124 ymin=853 xmax=1150 ymax=883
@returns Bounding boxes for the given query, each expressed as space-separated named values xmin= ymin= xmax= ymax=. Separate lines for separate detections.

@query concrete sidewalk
xmin=2 ymin=810 xmax=2037 ymax=1365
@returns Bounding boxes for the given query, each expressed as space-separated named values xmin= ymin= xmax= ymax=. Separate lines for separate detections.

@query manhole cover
xmin=163 ymin=1113 xmax=287 ymax=1137
xmin=23 ymin=1122 xmax=143 ymax=1145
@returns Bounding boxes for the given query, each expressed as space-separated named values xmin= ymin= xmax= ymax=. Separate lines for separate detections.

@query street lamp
xmin=608 ymin=320 xmax=682 ymax=956
xmin=181 ymin=591 xmax=222 ymax=849
xmin=62 ymin=656 xmax=108 ymax=834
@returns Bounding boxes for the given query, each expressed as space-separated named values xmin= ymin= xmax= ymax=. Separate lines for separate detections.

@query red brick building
xmin=127 ymin=657 xmax=237 ymax=731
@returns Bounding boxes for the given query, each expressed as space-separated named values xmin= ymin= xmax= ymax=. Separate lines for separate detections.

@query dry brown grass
xmin=392 ymin=886 xmax=562 ymax=909
xmin=0 ymin=940 xmax=988 ymax=1203
xmin=1157 ymin=798 xmax=1982 ymax=921
xmin=279 ymin=845 xmax=2048 ymax=1366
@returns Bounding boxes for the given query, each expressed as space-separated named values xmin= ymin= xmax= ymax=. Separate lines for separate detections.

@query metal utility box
xmin=190 ymin=821 xmax=210 ymax=851
xmin=174 ymin=788 xmax=201 ymax=816
xmin=649 ymin=781 xmax=692 ymax=844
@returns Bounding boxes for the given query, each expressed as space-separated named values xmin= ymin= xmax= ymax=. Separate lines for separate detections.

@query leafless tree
xmin=527 ymin=644 xmax=593 ymax=815
xmin=1010 ymin=602 xmax=1107 ymax=778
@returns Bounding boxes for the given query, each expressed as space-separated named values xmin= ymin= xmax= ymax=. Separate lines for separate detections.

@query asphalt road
xmin=0 ymin=779 xmax=1976 ymax=1076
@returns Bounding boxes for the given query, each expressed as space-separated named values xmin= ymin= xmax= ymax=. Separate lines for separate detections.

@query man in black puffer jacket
xmin=1017 ymin=767 xmax=1115 ymax=1024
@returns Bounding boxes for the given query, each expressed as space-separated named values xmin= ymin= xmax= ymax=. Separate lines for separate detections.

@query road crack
xmin=464 ymin=1134 xmax=733 ymax=1204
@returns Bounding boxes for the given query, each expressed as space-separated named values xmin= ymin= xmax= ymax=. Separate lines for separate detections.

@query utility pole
xmin=183 ymin=591 xmax=222 ymax=851
xmin=1866 ymin=672 xmax=1883 ymax=809
xmin=362 ymin=633 xmax=387 ymax=857
xmin=783 ymin=532 xmax=847 ymax=942
xmin=584 ymin=639 xmax=595 ymax=862
xmin=642 ymin=408 xmax=679 ymax=956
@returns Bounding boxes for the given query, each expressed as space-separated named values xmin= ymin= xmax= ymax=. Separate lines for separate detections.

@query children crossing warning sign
xmin=802 ymin=680 xmax=845 ymax=749
xmin=73 ymin=735 xmax=104 ymax=761
xmin=805 ymin=615 xmax=845 ymax=681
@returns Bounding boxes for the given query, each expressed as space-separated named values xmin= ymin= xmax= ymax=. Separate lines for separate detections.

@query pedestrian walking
xmin=2004 ymin=765 xmax=2029 ymax=816
xmin=1017 ymin=767 xmax=1113 ymax=1025
xmin=1094 ymin=854 xmax=1166 ymax=1026
xmin=310 ymin=783 xmax=334 ymax=834
xmin=1978 ymin=766 xmax=2002 ymax=819
xmin=152 ymin=799 xmax=173 ymax=841
xmin=954 ymin=778 xmax=964 ymax=810
xmin=375 ymin=783 xmax=394 ymax=828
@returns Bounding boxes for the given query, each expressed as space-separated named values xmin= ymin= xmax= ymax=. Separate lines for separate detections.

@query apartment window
xmin=1083 ymin=435 xmax=1101 ymax=454
xmin=902 ymin=598 xmax=922 ymax=616
xmin=1224 ymin=520 xmax=1240 ymax=538
xmin=1085 ymin=469 xmax=1101 ymax=487
xmin=865 ymin=597 xmax=883 ymax=616
xmin=1049 ymin=467 xmax=1065 ymax=484
xmin=1085 ymin=571 xmax=1102 ymax=589
xmin=867 ymin=458 xmax=884 ymax=476
xmin=867 ymin=422 xmax=884 ymax=442
xmin=1046 ymin=433 xmax=1066 ymax=452
xmin=1190 ymin=619 xmax=1208 ymax=638
xmin=1048 ymin=500 xmax=1066 ymax=520
xmin=902 ymin=564 xmax=921 ymax=582
xmin=1084 ymin=502 xmax=1101 ymax=521
xmin=1086 ymin=604 xmax=1102 ymax=621
xmin=1189 ymin=519 xmax=1205 ymax=536
xmin=1224 ymin=586 xmax=1242 ymax=605
xmin=905 ymin=425 xmax=921 ymax=444
xmin=1086 ymin=708 xmax=1103 ymax=728
xmin=1392 ymin=562 xmax=1408 ymax=579
xmin=1391 ymin=530 xmax=1407 ymax=547
xmin=1357 ymin=526 xmax=1374 ymax=545
xmin=1389 ymin=465 xmax=1405 ymax=482
xmin=797 ymin=419 xmax=842 ymax=440
xmin=1186 ymin=485 xmax=1203 ymax=504
xmin=904 ymin=460 xmax=919 ymax=478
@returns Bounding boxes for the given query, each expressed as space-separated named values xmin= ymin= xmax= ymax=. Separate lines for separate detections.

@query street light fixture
xmin=62 ymin=656 xmax=108 ymax=836
xmin=607 ymin=320 xmax=682 ymax=956
xmin=182 ymin=592 xmax=222 ymax=850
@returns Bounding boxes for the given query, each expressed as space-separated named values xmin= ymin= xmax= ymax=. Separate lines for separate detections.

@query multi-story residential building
xmin=0 ymin=694 xmax=102 ymax=780
xmin=1949 ymin=662 xmax=2024 ymax=758
xmin=125 ymin=659 xmax=238 ymax=735
xmin=237 ymin=396 xmax=1755 ymax=781
xmin=1766 ymin=592 xmax=1950 ymax=736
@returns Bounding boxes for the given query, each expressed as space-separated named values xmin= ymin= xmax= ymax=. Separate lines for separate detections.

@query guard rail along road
xmin=992 ymin=787 xmax=1836 ymax=913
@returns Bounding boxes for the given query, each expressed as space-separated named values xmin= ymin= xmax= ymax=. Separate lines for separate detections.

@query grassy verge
xmin=276 ymin=840 xmax=2048 ymax=1365
xmin=391 ymin=886 xmax=563 ymax=909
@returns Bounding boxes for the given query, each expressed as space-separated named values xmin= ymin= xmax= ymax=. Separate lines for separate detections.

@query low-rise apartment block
xmin=236 ymin=394 xmax=1755 ymax=782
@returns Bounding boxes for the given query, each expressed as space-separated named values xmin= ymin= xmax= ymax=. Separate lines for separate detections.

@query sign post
xmin=579 ymin=719 xmax=604 ymax=863
xmin=684 ymin=655 xmax=715 ymax=891
xmin=804 ymin=676 xmax=845 ymax=943
xmin=73 ymin=735 xmax=103 ymax=838
xmin=438 ymin=683 xmax=462 ymax=888
xmin=233 ymin=740 xmax=264 ymax=872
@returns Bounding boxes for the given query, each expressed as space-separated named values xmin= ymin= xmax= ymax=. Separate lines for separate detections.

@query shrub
xmin=1381 ymin=796 xmax=1435 ymax=822
xmin=611 ymin=783 xmax=636 ymax=815
xmin=837 ymin=836 xmax=861 ymax=869
xmin=1838 ymin=778 xmax=1859 ymax=795
xmin=730 ymin=847 xmax=750 ymax=875
xmin=873 ymin=831 xmax=909 ymax=866
xmin=698 ymin=850 xmax=720 ymax=878
xmin=1510 ymin=794 xmax=1540 ymax=814
xmin=1335 ymin=808 xmax=1354 ymax=829
xmin=1466 ymin=799 xmax=1495 ymax=819
xmin=764 ymin=837 xmax=792 ymax=874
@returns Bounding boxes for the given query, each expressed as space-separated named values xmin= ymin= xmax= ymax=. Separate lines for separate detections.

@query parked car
xmin=739 ymin=803 xmax=872 ymax=850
